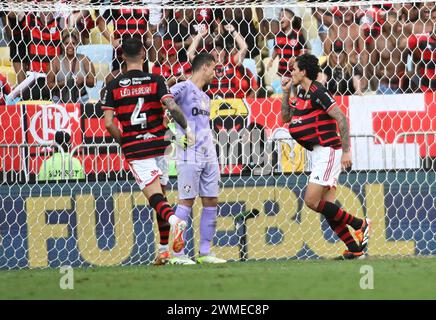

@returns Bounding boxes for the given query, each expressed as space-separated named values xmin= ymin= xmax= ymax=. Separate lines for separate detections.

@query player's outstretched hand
xmin=281 ymin=77 xmax=293 ymax=93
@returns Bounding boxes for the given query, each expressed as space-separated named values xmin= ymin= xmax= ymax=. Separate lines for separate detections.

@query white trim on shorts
xmin=129 ymin=156 xmax=168 ymax=190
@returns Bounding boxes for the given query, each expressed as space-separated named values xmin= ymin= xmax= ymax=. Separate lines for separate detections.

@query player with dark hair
xmin=168 ymin=52 xmax=226 ymax=264
xmin=100 ymin=37 xmax=194 ymax=257
xmin=281 ymin=53 xmax=371 ymax=260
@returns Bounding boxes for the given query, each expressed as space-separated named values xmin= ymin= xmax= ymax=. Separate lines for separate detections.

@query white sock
xmin=159 ymin=244 xmax=169 ymax=253
xmin=168 ymin=215 xmax=179 ymax=226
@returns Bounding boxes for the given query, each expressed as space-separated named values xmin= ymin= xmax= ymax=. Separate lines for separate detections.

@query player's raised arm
xmin=280 ymin=77 xmax=295 ymax=123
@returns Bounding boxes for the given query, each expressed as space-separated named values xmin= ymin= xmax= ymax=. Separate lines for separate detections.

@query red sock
xmin=149 ymin=193 xmax=175 ymax=222
xmin=156 ymin=215 xmax=170 ymax=246
xmin=317 ymin=200 xmax=363 ymax=230
xmin=326 ymin=219 xmax=360 ymax=252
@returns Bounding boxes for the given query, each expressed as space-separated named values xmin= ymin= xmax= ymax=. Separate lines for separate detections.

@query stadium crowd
xmin=0 ymin=1 xmax=435 ymax=105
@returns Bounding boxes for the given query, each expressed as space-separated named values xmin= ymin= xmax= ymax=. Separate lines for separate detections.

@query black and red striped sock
xmin=156 ymin=215 xmax=170 ymax=246
xmin=149 ymin=193 xmax=175 ymax=222
xmin=317 ymin=200 xmax=363 ymax=230
xmin=326 ymin=218 xmax=360 ymax=252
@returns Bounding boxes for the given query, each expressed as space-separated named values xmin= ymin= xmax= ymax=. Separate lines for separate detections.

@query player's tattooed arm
xmin=281 ymin=91 xmax=295 ymax=123
xmin=327 ymin=105 xmax=350 ymax=152
xmin=281 ymin=77 xmax=295 ymax=123
xmin=162 ymin=97 xmax=188 ymax=130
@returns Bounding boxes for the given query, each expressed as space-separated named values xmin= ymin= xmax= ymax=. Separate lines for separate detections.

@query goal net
xmin=0 ymin=0 xmax=435 ymax=268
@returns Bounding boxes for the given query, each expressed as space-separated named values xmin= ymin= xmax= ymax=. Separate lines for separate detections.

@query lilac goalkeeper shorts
xmin=177 ymin=161 xmax=220 ymax=199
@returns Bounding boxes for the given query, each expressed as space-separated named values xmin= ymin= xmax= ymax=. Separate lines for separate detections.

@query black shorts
xmin=9 ymin=36 xmax=29 ymax=63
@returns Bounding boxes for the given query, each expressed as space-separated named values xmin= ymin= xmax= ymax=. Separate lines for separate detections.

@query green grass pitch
xmin=1 ymin=258 xmax=436 ymax=299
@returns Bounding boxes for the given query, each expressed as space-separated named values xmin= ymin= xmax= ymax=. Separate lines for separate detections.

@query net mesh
xmin=1 ymin=1 xmax=412 ymax=11
xmin=0 ymin=0 xmax=435 ymax=268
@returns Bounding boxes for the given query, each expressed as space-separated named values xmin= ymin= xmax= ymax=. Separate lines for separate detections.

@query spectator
xmin=96 ymin=0 xmax=158 ymax=76
xmin=221 ymin=8 xmax=260 ymax=59
xmin=188 ymin=25 xmax=258 ymax=99
xmin=23 ymin=10 xmax=63 ymax=74
xmin=163 ymin=9 xmax=197 ymax=63
xmin=38 ymin=131 xmax=85 ymax=181
xmin=408 ymin=23 xmax=436 ymax=92
xmin=3 ymin=12 xmax=29 ymax=84
xmin=152 ymin=41 xmax=192 ymax=87
xmin=65 ymin=10 xmax=95 ymax=45
xmin=321 ymin=40 xmax=364 ymax=96
xmin=256 ymin=8 xmax=280 ymax=44
xmin=359 ymin=4 xmax=394 ymax=91
xmin=7 ymin=9 xmax=64 ymax=101
xmin=0 ymin=72 xmax=12 ymax=105
xmin=312 ymin=7 xmax=333 ymax=43
xmin=267 ymin=8 xmax=307 ymax=77
xmin=404 ymin=2 xmax=435 ymax=36
xmin=46 ymin=30 xmax=96 ymax=104
xmin=374 ymin=10 xmax=409 ymax=94
xmin=324 ymin=6 xmax=363 ymax=67
xmin=396 ymin=2 xmax=421 ymax=25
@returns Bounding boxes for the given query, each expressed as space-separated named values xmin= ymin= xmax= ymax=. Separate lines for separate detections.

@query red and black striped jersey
xmin=274 ymin=30 xmax=306 ymax=77
xmin=151 ymin=61 xmax=192 ymax=80
xmin=102 ymin=7 xmax=149 ymax=39
xmin=409 ymin=33 xmax=436 ymax=91
xmin=24 ymin=14 xmax=62 ymax=73
xmin=207 ymin=63 xmax=258 ymax=99
xmin=100 ymin=70 xmax=172 ymax=161
xmin=288 ymin=81 xmax=342 ymax=151
xmin=8 ymin=14 xmax=28 ymax=38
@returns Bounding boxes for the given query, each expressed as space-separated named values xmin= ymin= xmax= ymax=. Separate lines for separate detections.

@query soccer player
xmin=168 ymin=53 xmax=226 ymax=265
xmin=281 ymin=53 xmax=371 ymax=260
xmin=100 ymin=37 xmax=194 ymax=257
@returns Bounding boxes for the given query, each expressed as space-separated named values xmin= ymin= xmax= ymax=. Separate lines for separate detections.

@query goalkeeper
xmin=168 ymin=53 xmax=226 ymax=265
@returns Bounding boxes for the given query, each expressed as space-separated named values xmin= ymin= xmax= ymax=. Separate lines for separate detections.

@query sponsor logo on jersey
xmin=132 ymin=77 xmax=151 ymax=85
xmin=184 ymin=185 xmax=191 ymax=193
xmin=119 ymin=78 xmax=131 ymax=87
xmin=192 ymin=107 xmax=210 ymax=116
